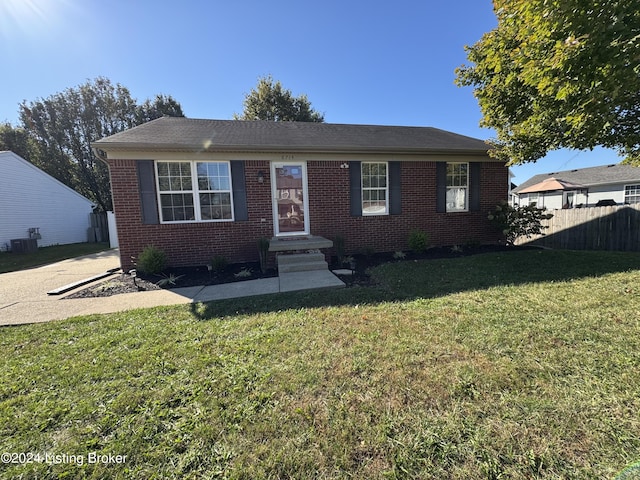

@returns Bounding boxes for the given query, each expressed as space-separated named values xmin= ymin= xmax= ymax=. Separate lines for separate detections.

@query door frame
xmin=271 ymin=161 xmax=310 ymax=236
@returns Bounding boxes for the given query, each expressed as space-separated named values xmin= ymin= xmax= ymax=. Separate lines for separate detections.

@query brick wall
xmin=109 ymin=159 xmax=507 ymax=270
xmin=308 ymin=161 xmax=507 ymax=256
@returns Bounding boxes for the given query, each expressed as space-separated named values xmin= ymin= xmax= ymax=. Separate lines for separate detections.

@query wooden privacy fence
xmin=517 ymin=205 xmax=640 ymax=251
xmin=88 ymin=212 xmax=109 ymax=243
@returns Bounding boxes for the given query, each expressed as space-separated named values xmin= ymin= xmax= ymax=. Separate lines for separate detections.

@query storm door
xmin=271 ymin=162 xmax=309 ymax=236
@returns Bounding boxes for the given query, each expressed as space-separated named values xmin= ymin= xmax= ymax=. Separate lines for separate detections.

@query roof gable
xmin=93 ymin=117 xmax=491 ymax=155
xmin=0 ymin=151 xmax=94 ymax=206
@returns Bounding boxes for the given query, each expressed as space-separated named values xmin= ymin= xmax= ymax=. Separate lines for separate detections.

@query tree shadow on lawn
xmin=190 ymin=247 xmax=640 ymax=321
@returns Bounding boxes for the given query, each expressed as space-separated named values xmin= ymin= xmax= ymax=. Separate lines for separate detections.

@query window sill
xmin=159 ymin=219 xmax=235 ymax=224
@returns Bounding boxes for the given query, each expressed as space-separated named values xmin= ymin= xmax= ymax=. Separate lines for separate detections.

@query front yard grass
xmin=1 ymin=249 xmax=640 ymax=479
xmin=0 ymin=242 xmax=111 ymax=273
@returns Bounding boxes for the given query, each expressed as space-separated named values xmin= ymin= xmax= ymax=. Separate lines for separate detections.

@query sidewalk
xmin=0 ymin=249 xmax=344 ymax=327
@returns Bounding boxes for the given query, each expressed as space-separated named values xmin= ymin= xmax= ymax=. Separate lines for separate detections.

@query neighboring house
xmin=513 ymin=163 xmax=640 ymax=210
xmin=93 ymin=117 xmax=509 ymax=270
xmin=0 ymin=151 xmax=95 ymax=251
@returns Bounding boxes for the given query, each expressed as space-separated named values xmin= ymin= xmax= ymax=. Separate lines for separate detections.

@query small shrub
xmin=210 ymin=255 xmax=228 ymax=273
xmin=343 ymin=255 xmax=355 ymax=268
xmin=257 ymin=237 xmax=270 ymax=274
xmin=408 ymin=229 xmax=429 ymax=253
xmin=488 ymin=200 xmax=553 ymax=245
xmin=393 ymin=251 xmax=406 ymax=260
xmin=234 ymin=267 xmax=253 ymax=279
xmin=137 ymin=245 xmax=167 ymax=274
xmin=156 ymin=273 xmax=184 ymax=287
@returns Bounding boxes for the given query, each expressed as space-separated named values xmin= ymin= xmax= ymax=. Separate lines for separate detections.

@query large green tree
xmin=19 ymin=77 xmax=184 ymax=211
xmin=456 ymin=1 xmax=640 ymax=165
xmin=235 ymin=75 xmax=324 ymax=122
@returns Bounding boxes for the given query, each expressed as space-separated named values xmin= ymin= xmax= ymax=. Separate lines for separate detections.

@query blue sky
xmin=0 ymin=0 xmax=621 ymax=185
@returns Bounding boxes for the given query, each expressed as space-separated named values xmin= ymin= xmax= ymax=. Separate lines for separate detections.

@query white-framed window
xmin=156 ymin=161 xmax=233 ymax=223
xmin=446 ymin=162 xmax=468 ymax=212
xmin=362 ymin=162 xmax=388 ymax=215
xmin=624 ymin=185 xmax=640 ymax=204
xmin=528 ymin=193 xmax=541 ymax=207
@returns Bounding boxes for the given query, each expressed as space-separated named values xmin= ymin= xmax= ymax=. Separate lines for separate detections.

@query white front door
xmin=271 ymin=162 xmax=309 ymax=236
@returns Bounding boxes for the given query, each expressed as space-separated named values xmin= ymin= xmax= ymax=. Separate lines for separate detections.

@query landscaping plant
xmin=487 ymin=200 xmax=553 ymax=245
xmin=209 ymin=255 xmax=229 ymax=274
xmin=136 ymin=245 xmax=167 ymax=274
xmin=155 ymin=273 xmax=184 ymax=287
xmin=408 ymin=229 xmax=429 ymax=253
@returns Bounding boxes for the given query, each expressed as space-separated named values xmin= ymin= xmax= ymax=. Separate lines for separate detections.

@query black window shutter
xmin=137 ymin=160 xmax=159 ymax=224
xmin=469 ymin=162 xmax=481 ymax=211
xmin=230 ymin=161 xmax=248 ymax=221
xmin=436 ymin=162 xmax=447 ymax=213
xmin=349 ymin=161 xmax=362 ymax=216
xmin=389 ymin=161 xmax=401 ymax=215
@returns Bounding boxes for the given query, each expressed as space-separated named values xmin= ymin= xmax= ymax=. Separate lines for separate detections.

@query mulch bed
xmin=66 ymin=244 xmax=525 ymax=298
xmin=65 ymin=262 xmax=277 ymax=299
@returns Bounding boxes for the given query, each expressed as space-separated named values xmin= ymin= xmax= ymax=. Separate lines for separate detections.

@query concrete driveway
xmin=0 ymin=249 xmax=211 ymax=326
xmin=0 ymin=249 xmax=119 ymax=326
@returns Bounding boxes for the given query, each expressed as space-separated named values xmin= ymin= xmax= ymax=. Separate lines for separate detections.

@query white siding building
xmin=0 ymin=151 xmax=95 ymax=250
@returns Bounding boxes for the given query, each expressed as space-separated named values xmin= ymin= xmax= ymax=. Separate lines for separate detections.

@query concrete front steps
xmin=277 ymin=252 xmax=328 ymax=273
xmin=270 ymin=237 xmax=345 ymax=291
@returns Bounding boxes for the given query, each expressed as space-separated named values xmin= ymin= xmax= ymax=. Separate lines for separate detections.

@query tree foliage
xmin=0 ymin=123 xmax=41 ymax=163
xmin=18 ymin=77 xmax=184 ymax=211
xmin=235 ymin=75 xmax=324 ymax=122
xmin=456 ymin=1 xmax=640 ymax=165
xmin=488 ymin=200 xmax=553 ymax=245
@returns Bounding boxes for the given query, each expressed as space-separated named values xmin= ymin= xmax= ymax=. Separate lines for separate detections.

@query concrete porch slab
xmin=269 ymin=235 xmax=333 ymax=252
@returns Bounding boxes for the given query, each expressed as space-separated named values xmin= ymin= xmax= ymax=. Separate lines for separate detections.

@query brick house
xmin=93 ymin=117 xmax=508 ymax=271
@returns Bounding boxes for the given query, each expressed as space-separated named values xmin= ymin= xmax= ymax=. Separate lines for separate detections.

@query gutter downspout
xmin=92 ymin=147 xmax=109 ymax=165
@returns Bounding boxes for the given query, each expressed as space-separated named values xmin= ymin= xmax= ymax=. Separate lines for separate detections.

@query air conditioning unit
xmin=10 ymin=238 xmax=38 ymax=254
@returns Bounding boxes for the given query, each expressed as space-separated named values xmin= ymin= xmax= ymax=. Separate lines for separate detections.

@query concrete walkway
xmin=0 ymin=249 xmax=344 ymax=327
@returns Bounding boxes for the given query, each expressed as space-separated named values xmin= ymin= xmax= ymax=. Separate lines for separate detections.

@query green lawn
xmin=0 ymin=242 xmax=111 ymax=273
xmin=1 ymin=249 xmax=640 ymax=479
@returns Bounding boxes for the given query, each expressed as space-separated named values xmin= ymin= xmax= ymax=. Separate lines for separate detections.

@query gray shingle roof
xmin=513 ymin=163 xmax=640 ymax=194
xmin=93 ymin=117 xmax=491 ymax=155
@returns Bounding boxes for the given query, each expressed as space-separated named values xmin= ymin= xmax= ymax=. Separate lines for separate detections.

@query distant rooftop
xmin=93 ymin=117 xmax=492 ymax=155
xmin=513 ymin=163 xmax=640 ymax=194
